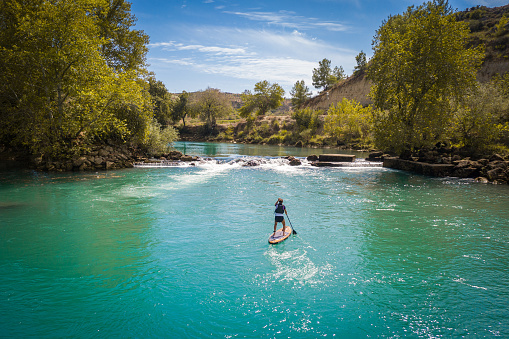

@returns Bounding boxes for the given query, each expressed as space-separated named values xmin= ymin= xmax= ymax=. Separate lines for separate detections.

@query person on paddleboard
xmin=274 ymin=198 xmax=288 ymax=236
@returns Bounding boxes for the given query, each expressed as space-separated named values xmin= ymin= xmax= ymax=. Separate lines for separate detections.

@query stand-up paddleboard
xmin=268 ymin=226 xmax=292 ymax=244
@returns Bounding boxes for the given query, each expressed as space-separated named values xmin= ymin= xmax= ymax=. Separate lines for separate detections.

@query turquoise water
xmin=1 ymin=142 xmax=508 ymax=338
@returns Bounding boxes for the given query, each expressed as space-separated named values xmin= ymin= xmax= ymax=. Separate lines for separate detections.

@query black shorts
xmin=275 ymin=216 xmax=284 ymax=222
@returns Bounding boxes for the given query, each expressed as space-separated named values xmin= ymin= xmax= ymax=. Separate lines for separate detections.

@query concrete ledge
xmin=383 ymin=157 xmax=455 ymax=177
xmin=318 ymin=154 xmax=356 ymax=162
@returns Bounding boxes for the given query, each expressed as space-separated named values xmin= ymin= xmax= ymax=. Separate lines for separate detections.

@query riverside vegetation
xmin=1 ymin=1 xmax=508 ymax=182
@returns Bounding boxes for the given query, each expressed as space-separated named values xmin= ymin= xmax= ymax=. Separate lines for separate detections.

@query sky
xmin=130 ymin=0 xmax=507 ymax=96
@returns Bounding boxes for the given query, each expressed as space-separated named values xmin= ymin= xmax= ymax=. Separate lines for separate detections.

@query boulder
xmin=181 ymin=155 xmax=193 ymax=162
xmin=169 ymin=151 xmax=183 ymax=160
xmin=93 ymin=156 xmax=104 ymax=166
xmin=73 ymin=156 xmax=87 ymax=168
xmin=288 ymin=156 xmax=301 ymax=166
xmin=489 ymin=154 xmax=505 ymax=162
xmin=486 ymin=167 xmax=506 ymax=181
xmin=244 ymin=160 xmax=260 ymax=166
xmin=98 ymin=149 xmax=109 ymax=157
xmin=307 ymin=154 xmax=319 ymax=161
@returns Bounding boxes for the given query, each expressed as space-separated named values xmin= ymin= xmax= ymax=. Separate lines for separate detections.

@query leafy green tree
xmin=148 ymin=76 xmax=173 ymax=126
xmin=292 ymin=108 xmax=321 ymax=132
xmin=312 ymin=59 xmax=345 ymax=91
xmin=290 ymin=80 xmax=312 ymax=108
xmin=94 ymin=0 xmax=149 ymax=73
xmin=324 ymin=98 xmax=373 ymax=145
xmin=368 ymin=0 xmax=484 ymax=153
xmin=239 ymin=80 xmax=285 ymax=118
xmin=453 ymin=81 xmax=509 ymax=150
xmin=143 ymin=120 xmax=179 ymax=156
xmin=353 ymin=50 xmax=367 ymax=75
xmin=0 ymin=0 xmax=155 ymax=158
xmin=191 ymin=88 xmax=232 ymax=130
xmin=171 ymin=91 xmax=191 ymax=127
xmin=333 ymin=66 xmax=346 ymax=82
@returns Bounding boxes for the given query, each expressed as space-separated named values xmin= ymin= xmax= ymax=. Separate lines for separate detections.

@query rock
xmin=105 ymin=161 xmax=115 ymax=170
xmin=477 ymin=159 xmax=489 ymax=166
xmin=486 ymin=167 xmax=506 ymax=181
xmin=181 ymin=155 xmax=193 ymax=162
xmin=73 ymin=156 xmax=87 ymax=168
xmin=455 ymin=159 xmax=481 ymax=169
xmin=486 ymin=161 xmax=508 ymax=174
xmin=369 ymin=151 xmax=383 ymax=158
xmin=169 ymin=151 xmax=183 ymax=160
xmin=98 ymin=149 xmax=109 ymax=157
xmin=475 ymin=177 xmax=489 ymax=183
xmin=244 ymin=160 xmax=260 ymax=166
xmin=93 ymin=157 xmax=104 ymax=166
xmin=288 ymin=156 xmax=301 ymax=166
xmin=441 ymin=156 xmax=452 ymax=164
xmin=489 ymin=154 xmax=505 ymax=162
xmin=307 ymin=154 xmax=319 ymax=161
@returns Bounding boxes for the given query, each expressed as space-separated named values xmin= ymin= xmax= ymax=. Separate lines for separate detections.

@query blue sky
xmin=130 ymin=0 xmax=507 ymax=95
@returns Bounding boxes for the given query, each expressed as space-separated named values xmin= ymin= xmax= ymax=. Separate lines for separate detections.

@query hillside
xmin=304 ymin=4 xmax=509 ymax=111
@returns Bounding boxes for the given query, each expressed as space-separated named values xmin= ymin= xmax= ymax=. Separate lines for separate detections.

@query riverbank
xmin=0 ymin=143 xmax=144 ymax=172
xmin=383 ymin=152 xmax=509 ymax=184
xmin=2 ymin=139 xmax=507 ymax=185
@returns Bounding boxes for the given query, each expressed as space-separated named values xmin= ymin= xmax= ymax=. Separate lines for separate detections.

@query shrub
xmin=143 ymin=120 xmax=179 ymax=156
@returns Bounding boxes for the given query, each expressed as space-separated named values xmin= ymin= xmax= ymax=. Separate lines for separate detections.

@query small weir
xmin=133 ymin=156 xmax=383 ymax=168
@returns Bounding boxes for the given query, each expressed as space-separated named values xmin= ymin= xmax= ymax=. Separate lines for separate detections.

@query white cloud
xmin=149 ymin=27 xmax=357 ymax=93
xmin=149 ymin=42 xmax=251 ymax=56
xmin=223 ymin=10 xmax=350 ymax=32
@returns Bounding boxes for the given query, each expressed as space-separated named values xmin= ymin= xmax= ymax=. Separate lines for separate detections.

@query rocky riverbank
xmin=1 ymin=143 xmax=145 ymax=172
xmin=382 ymin=150 xmax=509 ymax=184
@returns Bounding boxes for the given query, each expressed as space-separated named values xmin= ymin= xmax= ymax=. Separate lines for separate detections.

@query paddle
xmin=286 ymin=214 xmax=297 ymax=235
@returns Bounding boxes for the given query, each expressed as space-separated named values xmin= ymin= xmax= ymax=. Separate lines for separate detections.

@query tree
xmin=94 ymin=0 xmax=149 ymax=73
xmin=238 ymin=80 xmax=285 ymax=118
xmin=324 ymin=98 xmax=373 ymax=145
xmin=367 ymin=0 xmax=484 ymax=153
xmin=353 ymin=50 xmax=367 ymax=75
xmin=312 ymin=58 xmax=332 ymax=91
xmin=0 ymin=0 xmax=154 ymax=158
xmin=333 ymin=66 xmax=346 ymax=82
xmin=148 ymin=76 xmax=173 ymax=126
xmin=453 ymin=81 xmax=509 ymax=150
xmin=290 ymin=80 xmax=312 ymax=109
xmin=312 ymin=58 xmax=345 ymax=91
xmin=191 ymin=88 xmax=232 ymax=130
xmin=171 ymin=91 xmax=191 ymax=127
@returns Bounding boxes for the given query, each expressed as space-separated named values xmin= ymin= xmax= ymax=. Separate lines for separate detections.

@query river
xmin=1 ymin=142 xmax=508 ymax=338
